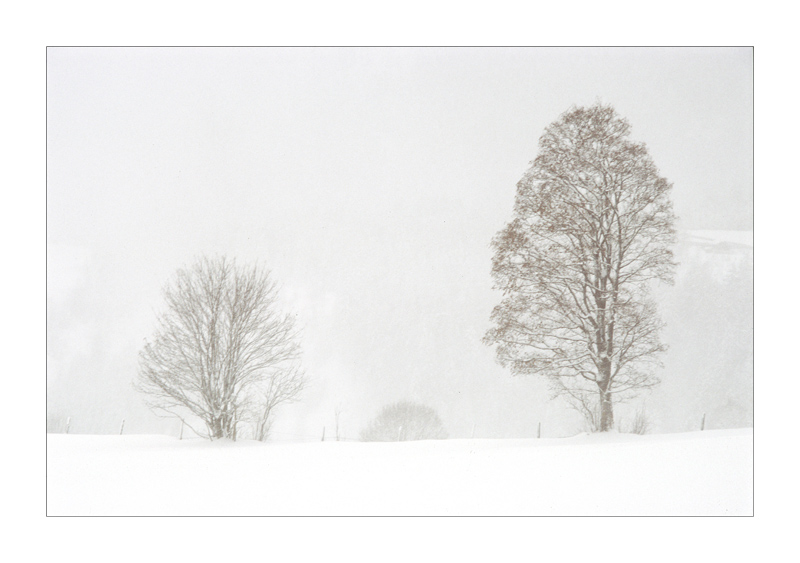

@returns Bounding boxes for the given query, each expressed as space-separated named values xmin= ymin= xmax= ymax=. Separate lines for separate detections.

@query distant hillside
xmin=46 ymin=230 xmax=754 ymax=439
xmin=646 ymin=230 xmax=753 ymax=433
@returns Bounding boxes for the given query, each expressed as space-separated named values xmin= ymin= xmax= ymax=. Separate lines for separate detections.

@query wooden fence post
xmin=119 ymin=419 xmax=125 ymax=435
xmin=701 ymin=413 xmax=706 ymax=431
xmin=537 ymin=422 xmax=541 ymax=439
xmin=65 ymin=416 xmax=71 ymax=434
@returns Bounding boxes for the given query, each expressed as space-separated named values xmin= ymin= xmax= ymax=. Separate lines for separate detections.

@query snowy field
xmin=47 ymin=428 xmax=752 ymax=516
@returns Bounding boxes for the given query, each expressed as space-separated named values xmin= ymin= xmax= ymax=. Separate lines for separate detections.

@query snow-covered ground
xmin=47 ymin=428 xmax=752 ymax=516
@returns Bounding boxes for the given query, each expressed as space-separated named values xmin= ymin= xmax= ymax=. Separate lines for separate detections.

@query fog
xmin=47 ymin=47 xmax=753 ymax=440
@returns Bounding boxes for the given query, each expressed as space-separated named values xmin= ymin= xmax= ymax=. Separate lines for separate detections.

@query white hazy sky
xmin=47 ymin=47 xmax=753 ymax=439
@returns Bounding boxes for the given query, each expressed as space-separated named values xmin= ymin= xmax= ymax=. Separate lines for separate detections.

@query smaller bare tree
xmin=136 ymin=256 xmax=304 ymax=441
xmin=625 ymin=406 xmax=651 ymax=435
xmin=252 ymin=366 xmax=305 ymax=441
xmin=360 ymin=401 xmax=448 ymax=442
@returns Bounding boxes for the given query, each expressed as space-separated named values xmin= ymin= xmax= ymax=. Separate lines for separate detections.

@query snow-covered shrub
xmin=360 ymin=401 xmax=448 ymax=442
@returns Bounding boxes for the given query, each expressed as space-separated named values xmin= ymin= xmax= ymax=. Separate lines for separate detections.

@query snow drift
xmin=47 ymin=428 xmax=752 ymax=516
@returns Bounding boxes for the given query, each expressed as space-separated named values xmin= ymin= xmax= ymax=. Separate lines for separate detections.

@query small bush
xmin=360 ymin=401 xmax=448 ymax=442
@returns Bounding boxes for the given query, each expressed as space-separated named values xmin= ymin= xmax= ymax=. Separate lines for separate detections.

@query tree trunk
xmin=599 ymin=391 xmax=614 ymax=432
xmin=209 ymin=417 xmax=225 ymax=439
xmin=598 ymin=358 xmax=614 ymax=432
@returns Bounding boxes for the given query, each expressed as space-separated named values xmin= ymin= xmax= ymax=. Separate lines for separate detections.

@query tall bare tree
xmin=136 ymin=256 xmax=304 ymax=440
xmin=484 ymin=104 xmax=675 ymax=432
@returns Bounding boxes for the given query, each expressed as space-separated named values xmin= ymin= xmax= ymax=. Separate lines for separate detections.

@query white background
xmin=3 ymin=1 xmax=788 ymax=561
